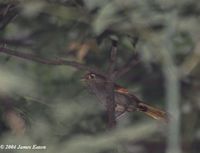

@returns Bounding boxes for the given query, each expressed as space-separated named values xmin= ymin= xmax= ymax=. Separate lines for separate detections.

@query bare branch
xmin=105 ymin=40 xmax=118 ymax=129
xmin=108 ymin=39 xmax=118 ymax=76
xmin=0 ymin=38 xmax=34 ymax=47
xmin=113 ymin=36 xmax=139 ymax=79
xmin=0 ymin=3 xmax=19 ymax=30
xmin=0 ymin=47 xmax=103 ymax=75
xmin=114 ymin=52 xmax=140 ymax=79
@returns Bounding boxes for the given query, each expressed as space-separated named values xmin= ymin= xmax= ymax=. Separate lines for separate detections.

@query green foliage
xmin=0 ymin=0 xmax=200 ymax=153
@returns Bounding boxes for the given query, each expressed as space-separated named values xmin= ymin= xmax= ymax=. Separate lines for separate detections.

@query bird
xmin=82 ymin=72 xmax=169 ymax=122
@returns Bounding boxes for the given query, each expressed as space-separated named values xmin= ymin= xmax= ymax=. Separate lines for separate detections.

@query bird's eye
xmin=88 ymin=73 xmax=96 ymax=79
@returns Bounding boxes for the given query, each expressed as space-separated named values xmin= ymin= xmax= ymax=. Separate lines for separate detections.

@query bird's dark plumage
xmin=83 ymin=72 xmax=169 ymax=122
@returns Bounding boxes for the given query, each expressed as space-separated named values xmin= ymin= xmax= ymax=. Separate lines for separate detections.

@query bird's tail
xmin=136 ymin=102 xmax=169 ymax=122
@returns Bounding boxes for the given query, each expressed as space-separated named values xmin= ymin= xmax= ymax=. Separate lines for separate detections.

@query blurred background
xmin=0 ymin=0 xmax=200 ymax=153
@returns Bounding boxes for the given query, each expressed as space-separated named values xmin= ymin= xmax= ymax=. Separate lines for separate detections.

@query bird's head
xmin=81 ymin=72 xmax=106 ymax=84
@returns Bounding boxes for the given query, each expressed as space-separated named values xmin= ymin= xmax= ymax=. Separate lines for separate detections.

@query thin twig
xmin=113 ymin=36 xmax=139 ymax=79
xmin=114 ymin=52 xmax=140 ymax=79
xmin=0 ymin=47 xmax=104 ymax=75
xmin=108 ymin=39 xmax=118 ymax=77
xmin=0 ymin=38 xmax=34 ymax=47
xmin=0 ymin=3 xmax=19 ymax=30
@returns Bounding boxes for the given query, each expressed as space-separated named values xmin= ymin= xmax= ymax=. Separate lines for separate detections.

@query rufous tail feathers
xmin=137 ymin=102 xmax=169 ymax=122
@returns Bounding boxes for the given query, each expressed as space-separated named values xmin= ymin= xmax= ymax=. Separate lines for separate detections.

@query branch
xmin=114 ymin=36 xmax=140 ymax=79
xmin=114 ymin=51 xmax=140 ymax=79
xmin=0 ymin=3 xmax=19 ymax=30
xmin=108 ymin=39 xmax=118 ymax=76
xmin=0 ymin=47 xmax=103 ymax=75
xmin=0 ymin=38 xmax=34 ymax=47
xmin=105 ymin=40 xmax=118 ymax=128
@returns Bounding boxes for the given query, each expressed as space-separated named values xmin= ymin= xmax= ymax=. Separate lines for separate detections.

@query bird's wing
xmin=115 ymin=111 xmax=126 ymax=119
xmin=114 ymin=103 xmax=125 ymax=119
xmin=114 ymin=84 xmax=129 ymax=94
xmin=114 ymin=84 xmax=141 ymax=104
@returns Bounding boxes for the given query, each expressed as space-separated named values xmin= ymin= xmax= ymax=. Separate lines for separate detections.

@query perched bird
xmin=82 ymin=72 xmax=169 ymax=122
